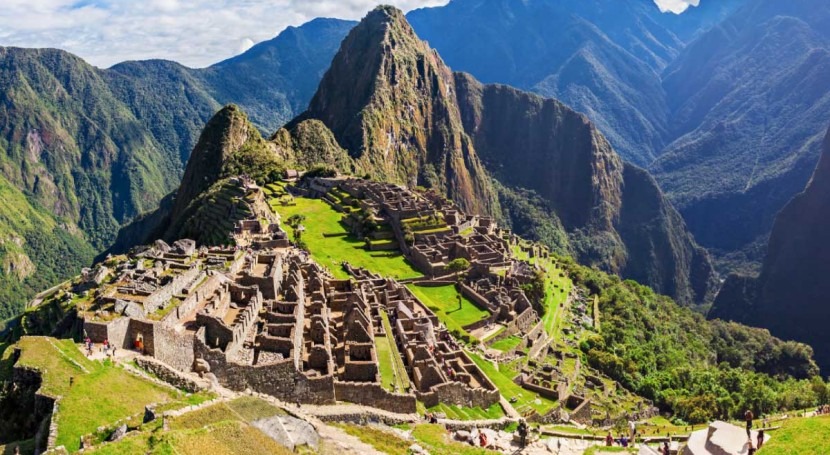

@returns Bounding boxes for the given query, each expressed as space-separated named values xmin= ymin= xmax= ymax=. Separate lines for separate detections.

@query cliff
xmin=712 ymin=124 xmax=830 ymax=370
xmin=453 ymin=74 xmax=716 ymax=305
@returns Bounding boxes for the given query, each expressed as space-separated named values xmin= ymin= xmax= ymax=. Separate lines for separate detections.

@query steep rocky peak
xmin=300 ymin=5 xmax=498 ymax=216
xmin=170 ymin=105 xmax=262 ymax=220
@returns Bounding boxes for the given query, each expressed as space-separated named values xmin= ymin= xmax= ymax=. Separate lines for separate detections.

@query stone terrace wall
xmin=334 ymin=381 xmax=417 ymax=414
xmin=135 ymin=357 xmax=204 ymax=392
xmin=416 ymin=381 xmax=500 ymax=410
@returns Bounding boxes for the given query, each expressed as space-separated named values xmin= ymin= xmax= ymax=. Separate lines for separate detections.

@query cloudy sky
xmin=0 ymin=0 xmax=696 ymax=69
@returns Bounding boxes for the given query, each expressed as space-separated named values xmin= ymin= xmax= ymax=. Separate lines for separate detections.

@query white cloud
xmin=0 ymin=0 xmax=449 ymax=68
xmin=653 ymin=0 xmax=701 ymax=14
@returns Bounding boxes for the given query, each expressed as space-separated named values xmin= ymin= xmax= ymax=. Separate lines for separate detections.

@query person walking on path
xmin=757 ymin=429 xmax=765 ymax=449
xmin=745 ymin=409 xmax=754 ymax=440
xmin=517 ymin=419 xmax=528 ymax=448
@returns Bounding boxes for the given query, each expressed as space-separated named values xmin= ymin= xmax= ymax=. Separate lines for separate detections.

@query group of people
xmin=82 ymin=336 xmax=117 ymax=358
xmin=817 ymin=404 xmax=830 ymax=415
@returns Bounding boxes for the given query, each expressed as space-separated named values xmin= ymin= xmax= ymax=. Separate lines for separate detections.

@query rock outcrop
xmin=712 ymin=124 xmax=830 ymax=370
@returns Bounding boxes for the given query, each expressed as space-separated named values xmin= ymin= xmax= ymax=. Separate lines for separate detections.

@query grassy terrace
xmin=336 ymin=423 xmax=496 ymax=455
xmin=90 ymin=397 xmax=293 ymax=455
xmin=377 ymin=310 xmax=410 ymax=392
xmin=490 ymin=335 xmax=523 ymax=353
xmin=467 ymin=352 xmax=557 ymax=416
xmin=427 ymin=402 xmax=505 ymax=421
xmin=271 ymin=196 xmax=421 ymax=280
xmin=754 ymin=415 xmax=830 ymax=454
xmin=406 ymin=284 xmax=490 ymax=340
xmin=8 ymin=337 xmax=183 ymax=452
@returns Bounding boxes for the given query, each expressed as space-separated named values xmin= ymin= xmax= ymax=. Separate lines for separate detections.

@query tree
xmin=446 ymin=258 xmax=471 ymax=310
xmin=447 ymin=258 xmax=471 ymax=276
xmin=285 ymin=214 xmax=305 ymax=229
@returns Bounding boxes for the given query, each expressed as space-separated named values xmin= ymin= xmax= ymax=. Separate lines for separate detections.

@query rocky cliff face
xmin=712 ymin=124 xmax=830 ymax=370
xmin=453 ymin=74 xmax=716 ymax=305
xmin=294 ymin=6 xmax=498 ymax=216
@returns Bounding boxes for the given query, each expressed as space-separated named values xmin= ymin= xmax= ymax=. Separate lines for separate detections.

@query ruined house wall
xmin=334 ymin=381 xmax=416 ymax=414
xmin=154 ymin=326 xmax=195 ymax=372
xmin=416 ymin=381 xmax=500 ymax=409
xmin=83 ymin=316 xmax=130 ymax=348
xmin=128 ymin=319 xmax=157 ymax=356
xmin=143 ymin=266 xmax=200 ymax=314
xmin=163 ymin=274 xmax=223 ymax=328
xmin=194 ymin=329 xmax=335 ymax=404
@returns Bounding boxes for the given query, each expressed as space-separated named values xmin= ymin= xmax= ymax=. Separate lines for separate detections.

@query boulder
xmin=153 ymin=239 xmax=171 ymax=253
xmin=108 ymin=424 xmax=128 ymax=442
xmin=172 ymin=239 xmax=197 ymax=255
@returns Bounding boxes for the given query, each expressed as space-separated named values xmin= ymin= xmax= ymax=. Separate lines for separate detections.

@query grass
xmin=411 ymin=424 xmax=497 ymax=454
xmin=427 ymin=402 xmax=505 ymax=420
xmin=490 ymin=336 xmax=523 ymax=352
xmin=272 ymin=197 xmax=421 ymax=280
xmin=406 ymin=284 xmax=489 ymax=336
xmin=333 ymin=423 xmax=412 ymax=454
xmin=12 ymin=337 xmax=180 ymax=452
xmin=375 ymin=335 xmax=405 ymax=392
xmin=467 ymin=352 xmax=557 ymax=416
xmin=757 ymin=415 xmax=830 ymax=454
xmin=378 ymin=310 xmax=410 ymax=391
xmin=92 ymin=397 xmax=293 ymax=454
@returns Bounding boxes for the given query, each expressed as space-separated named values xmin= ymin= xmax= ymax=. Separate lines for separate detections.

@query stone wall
xmin=194 ymin=329 xmax=336 ymax=405
xmin=163 ymin=274 xmax=223 ymax=328
xmin=127 ymin=319 xmax=157 ymax=356
xmin=416 ymin=381 xmax=500 ymax=410
xmin=135 ymin=357 xmax=204 ymax=393
xmin=143 ymin=266 xmax=201 ymax=314
xmin=83 ymin=316 xmax=130 ymax=348
xmin=154 ymin=326 xmax=195 ymax=372
xmin=333 ymin=381 xmax=416 ymax=414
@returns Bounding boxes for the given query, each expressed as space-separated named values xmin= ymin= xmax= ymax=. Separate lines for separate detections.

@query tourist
xmin=605 ymin=432 xmax=613 ymax=446
xmin=517 ymin=418 xmax=528 ymax=448
xmin=478 ymin=431 xmax=488 ymax=447
xmin=620 ymin=435 xmax=629 ymax=448
xmin=663 ymin=441 xmax=670 ymax=455
xmin=748 ymin=443 xmax=756 ymax=455
xmin=745 ymin=409 xmax=754 ymax=440
xmin=757 ymin=429 xmax=765 ymax=449
xmin=629 ymin=419 xmax=636 ymax=442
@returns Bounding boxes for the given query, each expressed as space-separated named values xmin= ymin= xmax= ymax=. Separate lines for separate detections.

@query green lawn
xmin=758 ymin=415 xmax=830 ymax=454
xmin=375 ymin=335 xmax=405 ymax=392
xmin=12 ymin=337 xmax=182 ymax=452
xmin=490 ymin=336 xmax=523 ymax=353
xmin=467 ymin=352 xmax=557 ymax=416
xmin=272 ymin=196 xmax=421 ymax=280
xmin=427 ymin=402 xmax=505 ymax=420
xmin=406 ymin=284 xmax=490 ymax=337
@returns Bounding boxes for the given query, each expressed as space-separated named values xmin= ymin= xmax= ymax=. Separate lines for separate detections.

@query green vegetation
xmin=560 ymin=255 xmax=823 ymax=424
xmin=91 ymin=397 xmax=292 ymax=455
xmin=376 ymin=310 xmax=410 ymax=392
xmin=8 ymin=337 xmax=181 ymax=452
xmin=272 ymin=196 xmax=421 ymax=280
xmin=467 ymin=352 xmax=557 ymax=415
xmin=333 ymin=423 xmax=412 ymax=454
xmin=411 ymin=424 xmax=496 ymax=454
xmin=490 ymin=336 xmax=522 ymax=353
xmin=406 ymin=284 xmax=489 ymax=339
xmin=427 ymin=402 xmax=505 ymax=420
xmin=759 ymin=415 xmax=830 ymax=454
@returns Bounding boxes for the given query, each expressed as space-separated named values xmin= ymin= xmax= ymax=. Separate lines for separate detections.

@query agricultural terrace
xmin=270 ymin=195 xmax=421 ymax=280
xmin=406 ymin=284 xmax=490 ymax=340
xmin=88 ymin=397 xmax=294 ymax=455
xmin=468 ymin=352 xmax=557 ymax=416
xmin=6 ymin=337 xmax=185 ymax=452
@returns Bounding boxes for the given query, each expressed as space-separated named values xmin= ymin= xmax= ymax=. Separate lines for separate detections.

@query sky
xmin=0 ymin=0 xmax=697 ymax=69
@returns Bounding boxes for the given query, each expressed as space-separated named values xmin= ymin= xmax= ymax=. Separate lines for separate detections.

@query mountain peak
xmin=297 ymin=4 xmax=498 ymax=215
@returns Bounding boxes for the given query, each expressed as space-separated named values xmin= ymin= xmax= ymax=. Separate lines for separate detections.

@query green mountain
xmin=0 ymin=19 xmax=353 ymax=318
xmin=711 ymin=124 xmax=830 ymax=371
xmin=651 ymin=0 xmax=830 ymax=272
